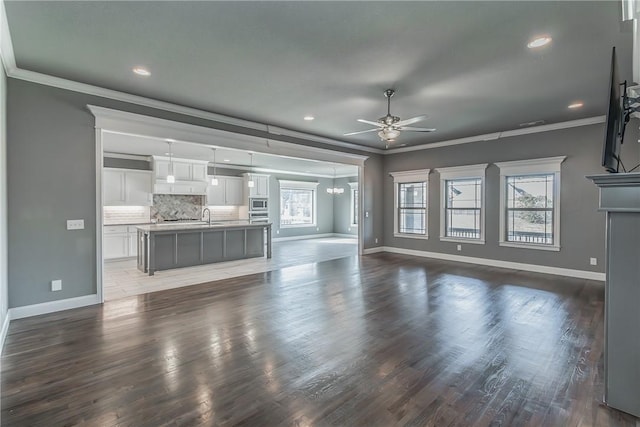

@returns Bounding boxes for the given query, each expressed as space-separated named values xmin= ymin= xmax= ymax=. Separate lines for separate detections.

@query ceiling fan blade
xmin=395 ymin=115 xmax=427 ymax=127
xmin=344 ymin=128 xmax=379 ymax=136
xmin=357 ymin=119 xmax=382 ymax=127
xmin=398 ymin=126 xmax=436 ymax=132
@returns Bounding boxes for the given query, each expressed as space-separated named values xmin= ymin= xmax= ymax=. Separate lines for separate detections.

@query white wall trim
xmin=385 ymin=116 xmax=606 ymax=154
xmin=0 ymin=311 xmax=9 ymax=355
xmin=88 ymin=106 xmax=368 ymax=167
xmin=363 ymin=247 xmax=385 ymax=254
xmin=8 ymin=294 xmax=101 ymax=320
xmin=373 ymin=246 xmax=605 ymax=281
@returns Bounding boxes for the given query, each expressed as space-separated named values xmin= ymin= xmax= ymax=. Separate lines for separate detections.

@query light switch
xmin=51 ymin=280 xmax=62 ymax=291
xmin=67 ymin=219 xmax=84 ymax=230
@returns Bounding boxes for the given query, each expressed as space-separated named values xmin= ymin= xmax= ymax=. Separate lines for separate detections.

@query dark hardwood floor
xmin=2 ymin=253 xmax=638 ymax=426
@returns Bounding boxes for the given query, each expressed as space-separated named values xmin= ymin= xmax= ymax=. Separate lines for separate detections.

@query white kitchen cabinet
xmin=104 ymin=225 xmax=141 ymax=259
xmin=104 ymin=169 xmax=152 ymax=206
xmin=153 ymin=156 xmax=209 ymax=182
xmin=192 ymin=163 xmax=208 ymax=182
xmin=104 ymin=226 xmax=129 ymax=259
xmin=207 ymin=179 xmax=226 ymax=205
xmin=104 ymin=169 xmax=125 ymax=205
xmin=206 ymin=176 xmax=244 ymax=206
xmin=128 ymin=229 xmax=139 ymax=257
xmin=244 ymin=173 xmax=270 ymax=198
xmin=154 ymin=182 xmax=207 ymax=195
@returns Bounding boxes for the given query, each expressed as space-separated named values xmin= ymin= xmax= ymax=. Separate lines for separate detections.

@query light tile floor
xmin=104 ymin=237 xmax=358 ymax=301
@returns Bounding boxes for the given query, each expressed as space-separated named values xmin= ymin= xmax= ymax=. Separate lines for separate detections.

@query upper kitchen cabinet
xmin=153 ymin=156 xmax=209 ymax=183
xmin=243 ymin=173 xmax=270 ymax=198
xmin=104 ymin=169 xmax=153 ymax=206
xmin=206 ymin=176 xmax=244 ymax=206
xmin=152 ymin=156 xmax=209 ymax=195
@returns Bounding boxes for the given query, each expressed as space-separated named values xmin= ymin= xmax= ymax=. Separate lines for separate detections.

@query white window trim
xmin=436 ymin=163 xmax=488 ymax=245
xmin=348 ymin=182 xmax=359 ymax=227
xmin=278 ymin=180 xmax=319 ymax=228
xmin=390 ymin=169 xmax=430 ymax=239
xmin=495 ymin=156 xmax=566 ymax=251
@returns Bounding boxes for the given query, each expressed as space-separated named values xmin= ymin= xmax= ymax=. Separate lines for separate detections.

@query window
xmin=390 ymin=170 xmax=430 ymax=238
xmin=496 ymin=157 xmax=565 ymax=251
xmin=349 ymin=182 xmax=358 ymax=226
xmin=279 ymin=180 xmax=319 ymax=227
xmin=437 ymin=164 xmax=487 ymax=244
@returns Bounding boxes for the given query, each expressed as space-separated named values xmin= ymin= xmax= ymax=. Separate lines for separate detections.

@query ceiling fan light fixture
xmin=378 ymin=128 xmax=400 ymax=141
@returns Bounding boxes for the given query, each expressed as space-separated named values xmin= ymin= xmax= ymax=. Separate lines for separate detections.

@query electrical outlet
xmin=276 ymin=230 xmax=279 ymax=234
xmin=457 ymin=244 xmax=462 ymax=251
xmin=51 ymin=279 xmax=62 ymax=292
xmin=365 ymin=212 xmax=369 ymax=218
xmin=316 ymin=227 xmax=319 ymax=231
xmin=375 ymin=238 xmax=378 ymax=244
xmin=66 ymin=219 xmax=84 ymax=230
xmin=590 ymin=257 xmax=598 ymax=266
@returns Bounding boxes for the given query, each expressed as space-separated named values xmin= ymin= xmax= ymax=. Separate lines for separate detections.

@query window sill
xmin=280 ymin=224 xmax=317 ymax=229
xmin=394 ymin=233 xmax=429 ymax=240
xmin=440 ymin=237 xmax=485 ymax=245
xmin=499 ymin=241 xmax=560 ymax=252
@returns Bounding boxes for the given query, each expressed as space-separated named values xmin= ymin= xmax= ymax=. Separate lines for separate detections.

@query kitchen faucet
xmin=202 ymin=207 xmax=211 ymax=226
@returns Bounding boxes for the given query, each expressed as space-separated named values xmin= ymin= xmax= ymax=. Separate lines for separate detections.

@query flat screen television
xmin=602 ymin=47 xmax=630 ymax=173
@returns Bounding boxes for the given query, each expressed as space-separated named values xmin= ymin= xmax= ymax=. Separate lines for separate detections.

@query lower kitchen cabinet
xmin=104 ymin=225 xmax=141 ymax=259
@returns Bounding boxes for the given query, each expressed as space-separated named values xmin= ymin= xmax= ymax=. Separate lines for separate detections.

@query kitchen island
xmin=136 ymin=221 xmax=272 ymax=276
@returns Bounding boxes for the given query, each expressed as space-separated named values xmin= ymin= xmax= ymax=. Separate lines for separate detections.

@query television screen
xmin=602 ymin=47 xmax=625 ymax=173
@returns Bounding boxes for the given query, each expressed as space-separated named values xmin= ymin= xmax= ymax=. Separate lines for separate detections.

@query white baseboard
xmin=0 ymin=311 xmax=9 ymax=355
xmin=273 ymin=233 xmax=336 ymax=242
xmin=363 ymin=247 xmax=385 ymax=254
xmin=8 ymin=294 xmax=101 ymax=320
xmin=370 ymin=246 xmax=606 ymax=281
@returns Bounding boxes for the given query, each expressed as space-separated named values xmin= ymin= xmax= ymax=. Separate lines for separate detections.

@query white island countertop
xmin=136 ymin=221 xmax=271 ymax=233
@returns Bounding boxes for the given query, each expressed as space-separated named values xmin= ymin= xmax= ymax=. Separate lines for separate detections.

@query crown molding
xmin=0 ymin=1 xmax=15 ymax=74
xmin=88 ymin=105 xmax=368 ymax=170
xmin=385 ymin=116 xmax=606 ymax=155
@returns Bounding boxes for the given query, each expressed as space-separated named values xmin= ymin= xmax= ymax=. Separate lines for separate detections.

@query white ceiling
xmin=4 ymin=1 xmax=636 ymax=150
xmin=102 ymin=131 xmax=358 ymax=178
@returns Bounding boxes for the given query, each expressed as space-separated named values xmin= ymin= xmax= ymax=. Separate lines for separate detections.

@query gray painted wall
xmin=332 ymin=177 xmax=358 ymax=236
xmin=0 ymin=65 xmax=8 ymax=328
xmin=383 ymin=121 xmax=640 ymax=273
xmin=7 ymin=78 xmax=381 ymax=308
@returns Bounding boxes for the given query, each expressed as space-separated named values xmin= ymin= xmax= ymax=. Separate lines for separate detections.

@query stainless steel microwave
xmin=250 ymin=198 xmax=268 ymax=211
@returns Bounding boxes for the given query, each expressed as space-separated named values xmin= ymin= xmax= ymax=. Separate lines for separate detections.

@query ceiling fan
xmin=344 ymin=89 xmax=435 ymax=145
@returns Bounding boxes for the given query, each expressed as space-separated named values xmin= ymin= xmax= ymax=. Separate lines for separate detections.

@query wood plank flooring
xmin=104 ymin=237 xmax=358 ymax=301
xmin=3 ymin=253 xmax=639 ymax=426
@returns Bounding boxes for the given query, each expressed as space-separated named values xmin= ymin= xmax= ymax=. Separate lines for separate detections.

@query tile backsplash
xmin=103 ymin=206 xmax=150 ymax=225
xmin=152 ymin=194 xmax=205 ymax=221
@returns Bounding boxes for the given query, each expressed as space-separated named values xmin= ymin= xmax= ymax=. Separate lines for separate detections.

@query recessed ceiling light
xmin=568 ymin=102 xmax=584 ymax=109
xmin=223 ymin=159 xmax=231 ymax=162
xmin=527 ymin=36 xmax=552 ymax=49
xmin=304 ymin=116 xmax=315 ymax=121
xmin=133 ymin=66 xmax=151 ymax=77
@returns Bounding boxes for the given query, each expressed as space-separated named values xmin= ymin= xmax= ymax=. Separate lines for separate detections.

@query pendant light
xmin=247 ymin=153 xmax=255 ymax=188
xmin=210 ymin=148 xmax=219 ymax=186
xmin=327 ymin=167 xmax=344 ymax=194
xmin=166 ymin=141 xmax=176 ymax=184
